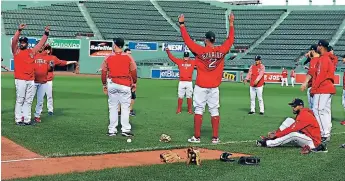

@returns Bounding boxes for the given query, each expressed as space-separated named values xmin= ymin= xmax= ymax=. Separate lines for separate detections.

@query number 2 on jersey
xmin=209 ymin=58 xmax=217 ymax=68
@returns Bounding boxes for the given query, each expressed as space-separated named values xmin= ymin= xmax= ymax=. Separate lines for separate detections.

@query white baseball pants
xmin=45 ymin=81 xmax=54 ymax=113
xmin=14 ymin=79 xmax=35 ymax=123
xmin=342 ymin=89 xmax=345 ymax=111
xmin=281 ymin=78 xmax=288 ymax=86
xmin=34 ymin=83 xmax=48 ymax=118
xmin=250 ymin=86 xmax=264 ymax=113
xmin=178 ymin=81 xmax=193 ymax=98
xmin=266 ymin=118 xmax=315 ymax=149
xmin=193 ymin=85 xmax=219 ymax=116
xmin=107 ymin=80 xmax=132 ymax=134
xmin=307 ymin=87 xmax=313 ymax=110
xmin=290 ymin=77 xmax=295 ymax=87
xmin=312 ymin=94 xmax=332 ymax=138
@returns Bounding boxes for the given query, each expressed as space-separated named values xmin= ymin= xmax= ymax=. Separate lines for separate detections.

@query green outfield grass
xmin=2 ymin=73 xmax=345 ymax=181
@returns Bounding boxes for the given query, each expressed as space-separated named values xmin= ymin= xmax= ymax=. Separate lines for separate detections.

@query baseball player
xmin=178 ymin=13 xmax=235 ymax=144
xmin=256 ymin=98 xmax=326 ymax=153
xmin=12 ymin=24 xmax=50 ymax=125
xmin=328 ymin=45 xmax=338 ymax=68
xmin=244 ymin=55 xmax=265 ymax=115
xmin=33 ymin=47 xmax=54 ymax=123
xmin=165 ymin=48 xmax=196 ymax=114
xmin=302 ymin=40 xmax=336 ymax=145
xmin=290 ymin=68 xmax=295 ymax=87
xmin=281 ymin=67 xmax=288 ymax=87
xmin=1 ymin=58 xmax=10 ymax=71
xmin=43 ymin=45 xmax=77 ymax=116
xmin=342 ymin=55 xmax=345 ymax=121
xmin=101 ymin=38 xmax=137 ymax=137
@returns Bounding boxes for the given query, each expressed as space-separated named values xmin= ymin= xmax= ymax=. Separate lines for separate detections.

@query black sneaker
xmin=256 ymin=140 xmax=267 ymax=147
xmin=23 ymin=121 xmax=36 ymax=126
xmin=321 ymin=137 xmax=330 ymax=143
xmin=15 ymin=122 xmax=24 ymax=126
xmin=130 ymin=110 xmax=136 ymax=117
xmin=311 ymin=144 xmax=328 ymax=153
xmin=48 ymin=112 xmax=54 ymax=116
xmin=106 ymin=132 xmax=117 ymax=137
xmin=259 ymin=112 xmax=264 ymax=115
xmin=248 ymin=111 xmax=255 ymax=115
xmin=122 ymin=132 xmax=134 ymax=137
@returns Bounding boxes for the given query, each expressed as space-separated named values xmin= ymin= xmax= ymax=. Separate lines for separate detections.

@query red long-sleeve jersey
xmin=329 ymin=53 xmax=338 ymax=69
xmin=45 ymin=55 xmax=68 ymax=81
xmin=307 ymin=57 xmax=319 ymax=88
xmin=34 ymin=53 xmax=52 ymax=84
xmin=275 ymin=108 xmax=321 ymax=147
xmin=166 ymin=49 xmax=195 ymax=81
xmin=290 ymin=70 xmax=295 ymax=78
xmin=11 ymin=30 xmax=48 ymax=80
xmin=180 ymin=24 xmax=234 ymax=88
xmin=245 ymin=63 xmax=265 ymax=87
xmin=282 ymin=70 xmax=288 ymax=78
xmin=310 ymin=52 xmax=336 ymax=94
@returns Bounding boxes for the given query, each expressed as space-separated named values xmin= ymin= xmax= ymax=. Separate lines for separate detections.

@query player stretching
xmin=281 ymin=67 xmax=288 ymax=87
xmin=44 ymin=45 xmax=77 ymax=115
xmin=244 ymin=55 xmax=265 ymax=115
xmin=256 ymin=98 xmax=326 ymax=153
xmin=33 ymin=46 xmax=54 ymax=123
xmin=290 ymin=68 xmax=295 ymax=87
xmin=178 ymin=13 xmax=235 ymax=144
xmin=303 ymin=44 xmax=319 ymax=109
xmin=101 ymin=38 xmax=137 ymax=137
xmin=165 ymin=48 xmax=196 ymax=114
xmin=12 ymin=24 xmax=49 ymax=125
xmin=342 ymin=55 xmax=345 ymax=123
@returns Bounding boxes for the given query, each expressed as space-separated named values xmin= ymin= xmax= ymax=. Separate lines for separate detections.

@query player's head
xmin=204 ymin=31 xmax=215 ymax=46
xmin=19 ymin=37 xmax=29 ymax=50
xmin=288 ymin=98 xmax=304 ymax=114
xmin=124 ymin=48 xmax=131 ymax=54
xmin=317 ymin=40 xmax=329 ymax=55
xmin=183 ymin=52 xmax=189 ymax=61
xmin=113 ymin=38 xmax=125 ymax=51
xmin=327 ymin=45 xmax=334 ymax=54
xmin=342 ymin=54 xmax=345 ymax=63
xmin=44 ymin=44 xmax=52 ymax=55
xmin=308 ymin=44 xmax=318 ymax=57
xmin=254 ymin=55 xmax=261 ymax=65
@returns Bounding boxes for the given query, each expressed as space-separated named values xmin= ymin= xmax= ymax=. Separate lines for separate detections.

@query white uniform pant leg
xmin=278 ymin=118 xmax=295 ymax=131
xmin=266 ymin=132 xmax=315 ymax=149
xmin=46 ymin=81 xmax=53 ymax=112
xmin=313 ymin=94 xmax=332 ymax=138
xmin=193 ymin=85 xmax=207 ymax=115
xmin=249 ymin=86 xmax=256 ymax=112
xmin=34 ymin=83 xmax=48 ymax=118
xmin=342 ymin=89 xmax=345 ymax=111
xmin=22 ymin=80 xmax=35 ymax=123
xmin=256 ymin=86 xmax=264 ymax=113
xmin=119 ymin=86 xmax=132 ymax=133
xmin=185 ymin=81 xmax=193 ymax=99
xmin=207 ymin=87 xmax=220 ymax=117
xmin=14 ymin=79 xmax=27 ymax=122
xmin=307 ymin=87 xmax=313 ymax=110
xmin=178 ymin=81 xmax=186 ymax=99
xmin=291 ymin=77 xmax=295 ymax=87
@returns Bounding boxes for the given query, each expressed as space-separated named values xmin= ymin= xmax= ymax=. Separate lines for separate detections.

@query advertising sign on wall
xmin=89 ymin=40 xmax=113 ymax=57
xmin=222 ymin=71 xmax=237 ymax=82
xmin=151 ymin=69 xmax=179 ymax=79
xmin=161 ymin=43 xmax=190 ymax=52
xmin=128 ymin=41 xmax=158 ymax=51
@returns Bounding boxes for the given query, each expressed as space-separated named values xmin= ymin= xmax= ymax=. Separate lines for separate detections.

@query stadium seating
xmin=237 ymin=10 xmax=345 ymax=67
xmin=2 ymin=2 xmax=93 ymax=38
xmin=84 ymin=1 xmax=181 ymax=42
xmin=333 ymin=32 xmax=345 ymax=68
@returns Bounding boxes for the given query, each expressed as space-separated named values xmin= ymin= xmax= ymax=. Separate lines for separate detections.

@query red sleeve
xmin=166 ymin=49 xmax=182 ymax=65
xmin=101 ymin=58 xmax=108 ymax=86
xmin=275 ymin=117 xmax=310 ymax=138
xmin=307 ymin=58 xmax=318 ymax=77
xmin=180 ymin=26 xmax=203 ymax=55
xmin=255 ymin=64 xmax=265 ymax=82
xmin=32 ymin=34 xmax=48 ymax=54
xmin=53 ymin=56 xmax=67 ymax=66
xmin=11 ymin=30 xmax=20 ymax=55
xmin=219 ymin=25 xmax=235 ymax=54
xmin=312 ymin=58 xmax=330 ymax=89
xmin=128 ymin=55 xmax=137 ymax=84
xmin=245 ymin=65 xmax=253 ymax=80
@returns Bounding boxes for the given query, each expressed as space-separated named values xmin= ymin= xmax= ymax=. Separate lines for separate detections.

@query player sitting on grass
xmin=256 ymin=98 xmax=327 ymax=153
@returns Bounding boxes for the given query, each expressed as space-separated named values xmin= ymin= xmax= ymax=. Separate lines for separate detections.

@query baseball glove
xmin=160 ymin=151 xmax=181 ymax=163
xmin=238 ymin=156 xmax=260 ymax=165
xmin=186 ymin=147 xmax=201 ymax=165
xmin=159 ymin=134 xmax=171 ymax=143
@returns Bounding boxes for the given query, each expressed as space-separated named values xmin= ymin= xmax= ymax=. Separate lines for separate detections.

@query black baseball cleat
xmin=48 ymin=112 xmax=54 ymax=116
xmin=122 ymin=132 xmax=134 ymax=137
xmin=259 ymin=112 xmax=264 ymax=115
xmin=15 ymin=122 xmax=24 ymax=126
xmin=23 ymin=121 xmax=36 ymax=126
xmin=248 ymin=111 xmax=255 ymax=115
xmin=130 ymin=110 xmax=136 ymax=116
xmin=106 ymin=132 xmax=117 ymax=137
xmin=256 ymin=140 xmax=267 ymax=147
xmin=311 ymin=144 xmax=328 ymax=153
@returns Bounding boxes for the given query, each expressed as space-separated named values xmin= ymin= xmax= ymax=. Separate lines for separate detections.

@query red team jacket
xmin=180 ymin=25 xmax=234 ymax=88
xmin=307 ymin=57 xmax=319 ymax=88
xmin=309 ymin=52 xmax=336 ymax=94
xmin=329 ymin=53 xmax=338 ymax=68
xmin=290 ymin=70 xmax=295 ymax=78
xmin=166 ymin=49 xmax=195 ymax=81
xmin=275 ymin=108 xmax=321 ymax=147
xmin=101 ymin=52 xmax=137 ymax=87
xmin=11 ymin=30 xmax=48 ymax=81
xmin=282 ymin=69 xmax=288 ymax=78
xmin=34 ymin=53 xmax=52 ymax=84
xmin=245 ymin=63 xmax=265 ymax=87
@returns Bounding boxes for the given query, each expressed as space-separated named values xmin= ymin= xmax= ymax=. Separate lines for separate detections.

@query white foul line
xmin=1 ymin=157 xmax=46 ymax=163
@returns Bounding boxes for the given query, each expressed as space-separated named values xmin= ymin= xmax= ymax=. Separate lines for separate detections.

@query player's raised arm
xmin=220 ymin=13 xmax=235 ymax=54
xmin=11 ymin=24 xmax=26 ymax=55
xmin=165 ymin=48 xmax=182 ymax=65
xmin=178 ymin=14 xmax=203 ymax=54
xmin=32 ymin=26 xmax=50 ymax=54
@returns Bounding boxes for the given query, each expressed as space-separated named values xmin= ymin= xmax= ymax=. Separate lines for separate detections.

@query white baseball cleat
xmin=212 ymin=137 xmax=220 ymax=144
xmin=188 ymin=136 xmax=200 ymax=143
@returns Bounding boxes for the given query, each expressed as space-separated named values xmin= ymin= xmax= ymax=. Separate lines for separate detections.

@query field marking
xmin=1 ymin=157 xmax=46 ymax=163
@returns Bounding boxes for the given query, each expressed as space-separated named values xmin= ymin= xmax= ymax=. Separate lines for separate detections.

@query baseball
xmin=127 ymin=138 xmax=132 ymax=143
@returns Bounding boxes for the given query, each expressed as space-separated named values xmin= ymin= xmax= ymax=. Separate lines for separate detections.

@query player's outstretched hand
xmin=103 ymin=85 xmax=108 ymax=95
xmin=300 ymin=83 xmax=307 ymax=91
xmin=165 ymin=47 xmax=169 ymax=51
xmin=18 ymin=24 xmax=26 ymax=30
xmin=45 ymin=25 xmax=50 ymax=32
xmin=229 ymin=13 xmax=234 ymax=24
xmin=268 ymin=132 xmax=276 ymax=139
xmin=243 ymin=79 xmax=247 ymax=85
xmin=178 ymin=14 xmax=185 ymax=24
xmin=254 ymin=80 xmax=259 ymax=86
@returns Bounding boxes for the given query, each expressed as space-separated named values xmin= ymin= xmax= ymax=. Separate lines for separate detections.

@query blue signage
xmin=128 ymin=41 xmax=158 ymax=51
xmin=151 ymin=69 xmax=179 ymax=79
xmin=10 ymin=59 xmax=14 ymax=71
xmin=162 ymin=43 xmax=190 ymax=52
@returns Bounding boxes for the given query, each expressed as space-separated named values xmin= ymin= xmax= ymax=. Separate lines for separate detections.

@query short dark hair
xmin=113 ymin=38 xmax=125 ymax=48
xmin=124 ymin=48 xmax=131 ymax=53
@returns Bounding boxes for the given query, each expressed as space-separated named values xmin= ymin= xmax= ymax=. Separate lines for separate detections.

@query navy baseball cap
xmin=19 ymin=37 xmax=28 ymax=43
xmin=124 ymin=48 xmax=131 ymax=53
xmin=327 ymin=45 xmax=333 ymax=52
xmin=255 ymin=55 xmax=261 ymax=60
xmin=113 ymin=38 xmax=125 ymax=48
xmin=288 ymin=98 xmax=304 ymax=107
xmin=310 ymin=44 xmax=317 ymax=51
xmin=205 ymin=31 xmax=216 ymax=42
xmin=318 ymin=40 xmax=329 ymax=48
xmin=184 ymin=52 xmax=189 ymax=57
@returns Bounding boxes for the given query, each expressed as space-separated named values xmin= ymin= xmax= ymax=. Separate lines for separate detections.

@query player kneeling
xmin=256 ymin=98 xmax=327 ymax=153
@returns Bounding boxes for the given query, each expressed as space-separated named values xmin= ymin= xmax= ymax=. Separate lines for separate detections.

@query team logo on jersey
xmin=29 ymin=53 xmax=34 ymax=59
xmin=181 ymin=63 xmax=192 ymax=68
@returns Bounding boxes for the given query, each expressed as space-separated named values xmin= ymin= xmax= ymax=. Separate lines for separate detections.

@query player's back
xmin=106 ymin=53 xmax=133 ymax=87
xmin=195 ymin=46 xmax=226 ymax=88
xmin=298 ymin=108 xmax=321 ymax=146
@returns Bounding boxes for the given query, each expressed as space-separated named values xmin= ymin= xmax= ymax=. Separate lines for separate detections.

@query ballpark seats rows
xmin=2 ymin=1 xmax=345 ymax=68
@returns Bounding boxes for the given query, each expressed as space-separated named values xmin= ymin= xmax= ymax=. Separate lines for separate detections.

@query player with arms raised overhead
xmin=165 ymin=48 xmax=196 ymax=114
xmin=281 ymin=67 xmax=288 ymax=87
xmin=178 ymin=13 xmax=235 ymax=144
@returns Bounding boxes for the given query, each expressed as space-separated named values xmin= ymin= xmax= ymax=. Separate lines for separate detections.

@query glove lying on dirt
xmin=238 ymin=156 xmax=260 ymax=165
xmin=220 ymin=152 xmax=236 ymax=162
xmin=186 ymin=147 xmax=201 ymax=165
xmin=160 ymin=151 xmax=181 ymax=163
xmin=159 ymin=134 xmax=171 ymax=143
